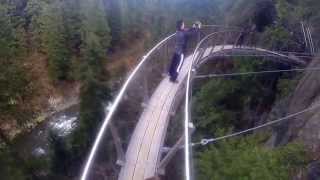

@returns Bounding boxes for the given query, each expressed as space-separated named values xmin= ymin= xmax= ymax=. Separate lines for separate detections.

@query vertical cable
xmin=301 ymin=22 xmax=308 ymax=50
xmin=308 ymin=27 xmax=315 ymax=54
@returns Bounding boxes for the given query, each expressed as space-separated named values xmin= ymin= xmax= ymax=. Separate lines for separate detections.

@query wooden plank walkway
xmin=118 ymin=51 xmax=194 ymax=180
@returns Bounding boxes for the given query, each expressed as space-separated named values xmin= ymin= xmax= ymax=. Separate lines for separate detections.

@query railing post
xmin=109 ymin=122 xmax=126 ymax=166
xmin=143 ymin=74 xmax=150 ymax=105
xmin=157 ymin=124 xmax=195 ymax=175
xmin=163 ymin=44 xmax=169 ymax=77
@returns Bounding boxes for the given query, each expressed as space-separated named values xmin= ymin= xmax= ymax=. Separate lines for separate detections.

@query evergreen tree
xmin=0 ymin=2 xmax=31 ymax=123
xmin=105 ymin=0 xmax=123 ymax=48
xmin=197 ymin=136 xmax=307 ymax=180
xmin=42 ymin=1 xmax=71 ymax=81
xmin=70 ymin=0 xmax=111 ymax=158
xmin=0 ymin=147 xmax=26 ymax=180
xmin=48 ymin=131 xmax=70 ymax=177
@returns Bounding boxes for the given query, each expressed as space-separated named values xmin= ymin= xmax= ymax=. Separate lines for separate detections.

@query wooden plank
xmin=144 ymin=55 xmax=194 ymax=178
xmin=143 ymin=87 xmax=175 ymax=178
xmin=119 ymin=53 xmax=198 ymax=180
xmin=132 ymin=81 xmax=174 ymax=179
xmin=119 ymin=82 xmax=167 ymax=180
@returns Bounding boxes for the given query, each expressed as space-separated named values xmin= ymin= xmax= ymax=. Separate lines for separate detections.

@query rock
xmin=308 ymin=161 xmax=320 ymax=180
xmin=278 ymin=56 xmax=320 ymax=152
xmin=264 ymin=98 xmax=290 ymax=147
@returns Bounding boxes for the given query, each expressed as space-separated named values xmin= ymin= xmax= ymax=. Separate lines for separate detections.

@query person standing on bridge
xmin=169 ymin=20 xmax=201 ymax=82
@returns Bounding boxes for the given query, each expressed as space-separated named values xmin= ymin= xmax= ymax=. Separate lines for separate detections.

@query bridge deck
xmin=118 ymin=51 xmax=195 ymax=180
xmin=118 ymin=45 xmax=304 ymax=180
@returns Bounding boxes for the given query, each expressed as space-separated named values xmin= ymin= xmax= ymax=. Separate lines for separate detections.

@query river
xmin=13 ymin=105 xmax=79 ymax=158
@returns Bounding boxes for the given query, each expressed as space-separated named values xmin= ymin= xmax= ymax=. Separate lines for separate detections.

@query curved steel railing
xmin=80 ymin=33 xmax=176 ymax=180
xmin=184 ymin=30 xmax=243 ymax=180
xmin=81 ymin=27 xmax=308 ymax=179
xmin=81 ymin=26 xmax=233 ymax=180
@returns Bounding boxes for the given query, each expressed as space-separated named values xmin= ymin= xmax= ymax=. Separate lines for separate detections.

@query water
xmin=14 ymin=105 xmax=79 ymax=158
xmin=50 ymin=114 xmax=78 ymax=137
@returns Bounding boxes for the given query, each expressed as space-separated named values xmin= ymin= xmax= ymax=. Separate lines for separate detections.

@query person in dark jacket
xmin=168 ymin=20 xmax=201 ymax=82
xmin=236 ymin=26 xmax=250 ymax=48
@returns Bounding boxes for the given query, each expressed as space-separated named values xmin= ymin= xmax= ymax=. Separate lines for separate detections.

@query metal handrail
xmin=184 ymin=30 xmax=239 ymax=180
xmin=80 ymin=33 xmax=175 ymax=180
xmin=81 ymin=24 xmax=241 ymax=180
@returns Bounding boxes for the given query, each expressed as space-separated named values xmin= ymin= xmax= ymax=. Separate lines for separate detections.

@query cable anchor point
xmin=200 ymin=139 xmax=210 ymax=146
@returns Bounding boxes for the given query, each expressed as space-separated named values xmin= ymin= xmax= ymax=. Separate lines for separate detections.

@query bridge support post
xmin=142 ymin=75 xmax=150 ymax=107
xmin=157 ymin=124 xmax=195 ymax=175
xmin=162 ymin=44 xmax=169 ymax=77
xmin=109 ymin=122 xmax=126 ymax=166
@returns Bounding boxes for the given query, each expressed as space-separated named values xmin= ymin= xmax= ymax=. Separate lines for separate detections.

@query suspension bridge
xmin=80 ymin=27 xmax=315 ymax=180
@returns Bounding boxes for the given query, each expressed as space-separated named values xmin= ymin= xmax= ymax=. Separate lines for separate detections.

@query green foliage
xmin=197 ymin=135 xmax=307 ymax=180
xmin=252 ymin=0 xmax=276 ymax=32
xmin=105 ymin=0 xmax=124 ymax=48
xmin=276 ymin=0 xmax=300 ymax=25
xmin=0 ymin=60 xmax=31 ymax=120
xmin=166 ymin=0 xmax=226 ymax=25
xmin=25 ymin=0 xmax=46 ymax=50
xmin=276 ymin=0 xmax=320 ymax=23
xmin=48 ymin=131 xmax=71 ymax=176
xmin=0 ymin=3 xmax=32 ymax=123
xmin=192 ymin=57 xmax=307 ymax=179
xmin=275 ymin=0 xmax=320 ymax=51
xmin=39 ymin=1 xmax=72 ymax=81
xmin=193 ymin=78 xmax=243 ymax=134
xmin=261 ymin=25 xmax=298 ymax=50
xmin=276 ymin=75 xmax=300 ymax=99
xmin=193 ymin=58 xmax=279 ymax=135
xmin=103 ymin=0 xmax=237 ymax=46
xmin=25 ymin=156 xmax=50 ymax=179
xmin=1 ymin=1 xmax=112 ymax=178
xmin=0 ymin=4 xmax=19 ymax=59
xmin=46 ymin=31 xmax=71 ymax=81
xmin=71 ymin=76 xmax=109 ymax=157
xmin=61 ymin=0 xmax=82 ymax=54
xmin=70 ymin=0 xmax=111 ymax=161
xmin=79 ymin=0 xmax=110 ymax=51
xmin=0 ymin=147 xmax=26 ymax=180
xmin=0 ymin=140 xmax=50 ymax=180
xmin=0 ymin=0 xmax=317 ymax=179
xmin=26 ymin=0 xmax=110 ymax=82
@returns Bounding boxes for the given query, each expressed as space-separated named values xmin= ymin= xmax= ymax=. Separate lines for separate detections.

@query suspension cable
xmin=191 ymin=102 xmax=320 ymax=147
xmin=195 ymin=67 xmax=320 ymax=79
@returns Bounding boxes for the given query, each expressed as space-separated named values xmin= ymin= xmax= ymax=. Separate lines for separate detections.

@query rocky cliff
xmin=267 ymin=56 xmax=320 ymax=179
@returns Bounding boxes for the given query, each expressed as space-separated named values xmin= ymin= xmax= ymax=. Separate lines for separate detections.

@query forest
xmin=0 ymin=0 xmax=320 ymax=179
